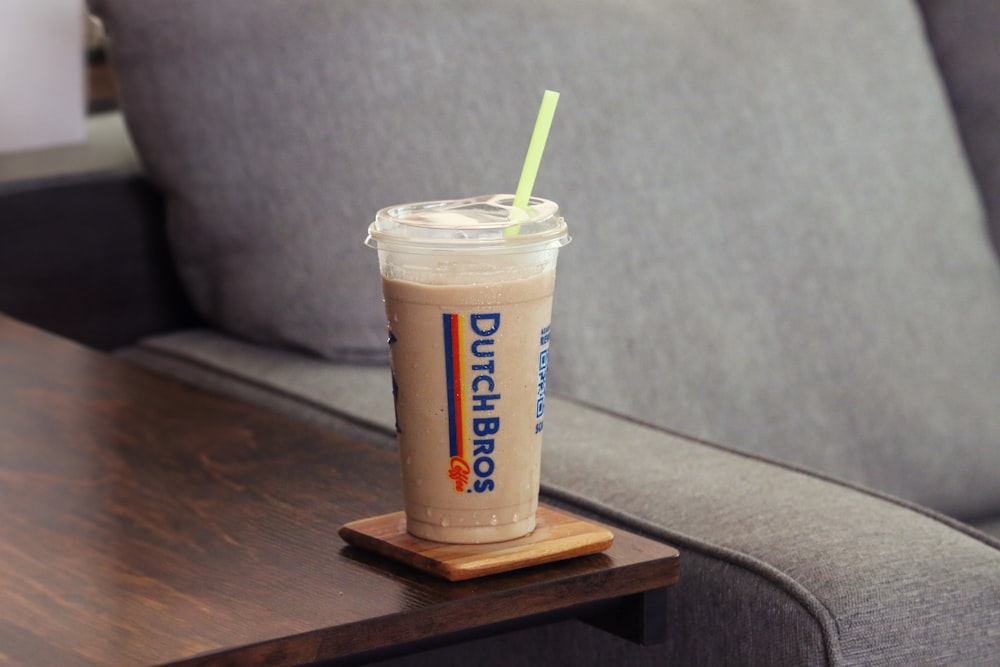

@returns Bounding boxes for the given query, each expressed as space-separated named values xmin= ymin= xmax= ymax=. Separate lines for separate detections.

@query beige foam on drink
xmin=383 ymin=269 xmax=556 ymax=543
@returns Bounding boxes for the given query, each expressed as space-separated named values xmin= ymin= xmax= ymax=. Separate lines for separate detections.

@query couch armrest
xmin=0 ymin=170 xmax=200 ymax=350
xmin=541 ymin=398 xmax=1000 ymax=666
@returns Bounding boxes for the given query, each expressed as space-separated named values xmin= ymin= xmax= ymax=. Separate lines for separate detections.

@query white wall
xmin=0 ymin=0 xmax=86 ymax=153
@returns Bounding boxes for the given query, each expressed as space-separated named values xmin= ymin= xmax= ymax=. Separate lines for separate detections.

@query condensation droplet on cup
xmin=440 ymin=517 xmax=450 ymax=528
xmin=490 ymin=514 xmax=498 ymax=526
xmin=512 ymin=512 xmax=520 ymax=523
xmin=425 ymin=507 xmax=433 ymax=518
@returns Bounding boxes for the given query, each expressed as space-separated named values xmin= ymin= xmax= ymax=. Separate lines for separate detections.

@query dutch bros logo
xmin=442 ymin=313 xmax=500 ymax=494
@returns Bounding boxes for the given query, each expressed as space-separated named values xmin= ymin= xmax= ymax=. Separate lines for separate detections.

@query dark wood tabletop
xmin=0 ymin=313 xmax=679 ymax=667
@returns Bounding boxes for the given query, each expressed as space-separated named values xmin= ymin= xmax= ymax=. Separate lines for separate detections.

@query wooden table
xmin=0 ymin=314 xmax=679 ymax=666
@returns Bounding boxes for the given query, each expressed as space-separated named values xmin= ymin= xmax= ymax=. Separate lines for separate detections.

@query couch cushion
xmin=116 ymin=329 xmax=397 ymax=446
xmin=118 ymin=328 xmax=1000 ymax=666
xmin=94 ymin=0 xmax=1000 ymax=518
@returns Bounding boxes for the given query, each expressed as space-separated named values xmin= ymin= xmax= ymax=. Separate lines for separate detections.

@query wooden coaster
xmin=339 ymin=506 xmax=614 ymax=581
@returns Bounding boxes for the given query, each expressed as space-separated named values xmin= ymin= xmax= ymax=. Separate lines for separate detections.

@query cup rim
xmin=366 ymin=194 xmax=569 ymax=252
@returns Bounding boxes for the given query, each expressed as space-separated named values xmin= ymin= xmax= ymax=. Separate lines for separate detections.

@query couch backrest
xmin=96 ymin=0 xmax=1000 ymax=519
xmin=919 ymin=0 xmax=1000 ymax=256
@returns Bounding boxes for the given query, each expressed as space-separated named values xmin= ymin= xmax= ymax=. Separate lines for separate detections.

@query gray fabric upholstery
xmin=118 ymin=329 xmax=1000 ymax=666
xmin=116 ymin=330 xmax=397 ymax=447
xmin=919 ymin=0 xmax=1000 ymax=251
xmin=534 ymin=0 xmax=1000 ymax=520
xmin=94 ymin=0 xmax=1000 ymax=519
xmin=972 ymin=516 xmax=1000 ymax=541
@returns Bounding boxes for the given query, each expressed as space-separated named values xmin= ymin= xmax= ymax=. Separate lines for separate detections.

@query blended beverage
xmin=366 ymin=195 xmax=569 ymax=543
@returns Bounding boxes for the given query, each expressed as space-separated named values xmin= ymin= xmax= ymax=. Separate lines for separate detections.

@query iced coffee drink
xmin=366 ymin=195 xmax=569 ymax=543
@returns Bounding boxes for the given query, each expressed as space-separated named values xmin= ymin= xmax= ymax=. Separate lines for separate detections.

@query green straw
xmin=512 ymin=89 xmax=560 ymax=213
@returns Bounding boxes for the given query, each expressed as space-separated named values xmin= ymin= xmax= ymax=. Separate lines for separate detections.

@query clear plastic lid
xmin=366 ymin=194 xmax=569 ymax=253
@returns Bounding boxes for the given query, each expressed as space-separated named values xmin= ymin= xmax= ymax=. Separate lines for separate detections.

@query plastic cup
xmin=365 ymin=194 xmax=570 ymax=543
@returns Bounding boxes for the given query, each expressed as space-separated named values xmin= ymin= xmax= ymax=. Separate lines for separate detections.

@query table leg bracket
xmin=580 ymin=587 xmax=669 ymax=645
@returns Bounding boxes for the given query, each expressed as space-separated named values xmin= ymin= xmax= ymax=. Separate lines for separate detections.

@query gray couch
xmin=4 ymin=1 xmax=1000 ymax=664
